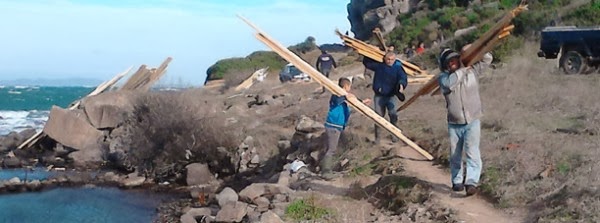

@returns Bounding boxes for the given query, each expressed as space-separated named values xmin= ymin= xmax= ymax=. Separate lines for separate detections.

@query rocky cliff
xmin=347 ymin=0 xmax=419 ymax=40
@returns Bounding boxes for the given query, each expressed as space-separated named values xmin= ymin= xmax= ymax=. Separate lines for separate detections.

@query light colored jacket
xmin=438 ymin=53 xmax=493 ymax=125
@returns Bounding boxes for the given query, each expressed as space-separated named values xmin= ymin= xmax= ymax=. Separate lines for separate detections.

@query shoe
xmin=465 ymin=185 xmax=478 ymax=196
xmin=452 ymin=183 xmax=464 ymax=192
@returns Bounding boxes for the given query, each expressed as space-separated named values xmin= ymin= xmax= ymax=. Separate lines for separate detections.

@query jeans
xmin=373 ymin=95 xmax=398 ymax=141
xmin=448 ymin=119 xmax=482 ymax=186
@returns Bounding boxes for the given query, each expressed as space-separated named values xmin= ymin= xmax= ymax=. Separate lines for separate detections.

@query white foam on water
xmin=0 ymin=110 xmax=48 ymax=136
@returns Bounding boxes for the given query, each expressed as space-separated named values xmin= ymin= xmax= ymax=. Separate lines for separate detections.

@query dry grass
xmin=116 ymin=92 xmax=240 ymax=182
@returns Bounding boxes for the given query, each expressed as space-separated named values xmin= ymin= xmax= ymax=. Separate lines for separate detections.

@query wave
xmin=0 ymin=110 xmax=49 ymax=136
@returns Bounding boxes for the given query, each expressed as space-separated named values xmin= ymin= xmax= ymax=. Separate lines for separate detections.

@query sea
xmin=0 ymin=85 xmax=94 ymax=136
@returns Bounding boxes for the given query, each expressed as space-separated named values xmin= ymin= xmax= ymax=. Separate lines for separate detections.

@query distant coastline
xmin=0 ymin=78 xmax=104 ymax=87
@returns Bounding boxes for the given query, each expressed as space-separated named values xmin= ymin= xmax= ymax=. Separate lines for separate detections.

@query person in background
xmin=321 ymin=77 xmax=371 ymax=180
xmin=362 ymin=52 xmax=408 ymax=144
xmin=316 ymin=50 xmax=337 ymax=93
xmin=437 ymin=44 xmax=493 ymax=196
xmin=416 ymin=42 xmax=425 ymax=55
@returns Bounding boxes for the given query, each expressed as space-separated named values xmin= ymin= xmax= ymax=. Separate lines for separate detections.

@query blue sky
xmin=0 ymin=0 xmax=350 ymax=86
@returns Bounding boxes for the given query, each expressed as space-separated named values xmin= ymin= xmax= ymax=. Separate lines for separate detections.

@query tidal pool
xmin=0 ymin=187 xmax=164 ymax=223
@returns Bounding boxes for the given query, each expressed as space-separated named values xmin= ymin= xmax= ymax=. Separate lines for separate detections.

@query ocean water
xmin=0 ymin=168 xmax=54 ymax=180
xmin=0 ymin=187 xmax=163 ymax=223
xmin=0 ymin=86 xmax=94 ymax=136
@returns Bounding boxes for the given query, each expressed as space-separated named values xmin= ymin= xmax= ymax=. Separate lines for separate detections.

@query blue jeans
xmin=448 ymin=119 xmax=482 ymax=186
xmin=373 ymin=95 xmax=398 ymax=141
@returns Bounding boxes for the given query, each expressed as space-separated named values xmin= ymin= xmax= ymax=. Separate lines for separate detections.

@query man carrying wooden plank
xmin=438 ymin=44 xmax=492 ymax=196
xmin=363 ymin=51 xmax=408 ymax=144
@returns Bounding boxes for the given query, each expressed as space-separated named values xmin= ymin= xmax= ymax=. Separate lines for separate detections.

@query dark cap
xmin=438 ymin=48 xmax=460 ymax=71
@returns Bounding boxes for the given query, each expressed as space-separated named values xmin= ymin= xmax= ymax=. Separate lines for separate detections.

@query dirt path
xmin=390 ymin=145 xmax=526 ymax=223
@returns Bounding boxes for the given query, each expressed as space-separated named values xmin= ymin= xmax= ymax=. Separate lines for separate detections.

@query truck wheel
xmin=560 ymin=51 xmax=588 ymax=74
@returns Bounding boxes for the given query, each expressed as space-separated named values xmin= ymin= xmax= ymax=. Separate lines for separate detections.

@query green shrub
xmin=205 ymin=51 xmax=286 ymax=82
xmin=285 ymin=197 xmax=331 ymax=221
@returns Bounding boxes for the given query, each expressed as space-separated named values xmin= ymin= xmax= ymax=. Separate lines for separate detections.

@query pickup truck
xmin=538 ymin=26 xmax=600 ymax=74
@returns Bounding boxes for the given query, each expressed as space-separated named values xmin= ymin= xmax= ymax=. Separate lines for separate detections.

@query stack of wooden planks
xmin=121 ymin=57 xmax=173 ymax=91
xmin=335 ymin=30 xmax=432 ymax=79
xmin=240 ymin=15 xmax=434 ymax=160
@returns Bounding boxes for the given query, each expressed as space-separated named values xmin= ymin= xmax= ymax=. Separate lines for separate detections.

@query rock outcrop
xmin=347 ymin=0 xmax=419 ymax=40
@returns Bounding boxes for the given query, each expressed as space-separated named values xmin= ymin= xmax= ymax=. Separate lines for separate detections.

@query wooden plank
xmin=241 ymin=16 xmax=434 ymax=160
xmin=140 ymin=57 xmax=172 ymax=91
xmin=18 ymin=67 xmax=132 ymax=149
xmin=234 ymin=67 xmax=269 ymax=91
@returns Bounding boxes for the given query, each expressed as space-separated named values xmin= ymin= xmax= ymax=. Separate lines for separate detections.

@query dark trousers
xmin=373 ymin=95 xmax=398 ymax=141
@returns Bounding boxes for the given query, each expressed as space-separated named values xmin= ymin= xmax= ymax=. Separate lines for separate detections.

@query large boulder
xmin=44 ymin=106 xmax=104 ymax=151
xmin=81 ymin=91 xmax=138 ymax=129
xmin=44 ymin=106 xmax=106 ymax=168
xmin=186 ymin=163 xmax=216 ymax=186
xmin=347 ymin=0 xmax=418 ymax=40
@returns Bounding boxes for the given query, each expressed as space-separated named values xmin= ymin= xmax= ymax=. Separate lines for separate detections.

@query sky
xmin=0 ymin=0 xmax=351 ymax=86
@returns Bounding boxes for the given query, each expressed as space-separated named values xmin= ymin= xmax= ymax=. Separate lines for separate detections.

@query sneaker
xmin=452 ymin=183 xmax=464 ymax=192
xmin=465 ymin=185 xmax=478 ymax=196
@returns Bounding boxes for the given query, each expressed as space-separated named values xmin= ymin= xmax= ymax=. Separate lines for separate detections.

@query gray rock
xmin=250 ymin=154 xmax=260 ymax=164
xmin=269 ymin=202 xmax=288 ymax=219
xmin=276 ymin=171 xmax=290 ymax=187
xmin=8 ymin=177 xmax=20 ymax=184
xmin=186 ymin=163 xmax=216 ymax=186
xmin=260 ymin=210 xmax=284 ymax=223
xmin=43 ymin=106 xmax=104 ymax=152
xmin=185 ymin=207 xmax=212 ymax=218
xmin=295 ymin=116 xmax=324 ymax=133
xmin=347 ymin=0 xmax=416 ymax=40
xmin=277 ymin=140 xmax=291 ymax=151
xmin=2 ymin=157 xmax=21 ymax=168
xmin=216 ymin=187 xmax=239 ymax=207
xmin=216 ymin=201 xmax=248 ymax=222
xmin=254 ymin=196 xmax=270 ymax=212
xmin=26 ymin=180 xmax=42 ymax=191
xmin=239 ymin=183 xmax=294 ymax=202
xmin=273 ymin=194 xmax=289 ymax=203
xmin=243 ymin=136 xmax=255 ymax=147
xmin=179 ymin=214 xmax=196 ymax=223
xmin=246 ymin=205 xmax=261 ymax=222
xmin=121 ymin=173 xmax=146 ymax=188
xmin=81 ymin=91 xmax=137 ymax=129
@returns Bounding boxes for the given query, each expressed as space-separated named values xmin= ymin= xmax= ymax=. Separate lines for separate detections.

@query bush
xmin=119 ymin=92 xmax=240 ymax=182
xmin=285 ymin=197 xmax=331 ymax=221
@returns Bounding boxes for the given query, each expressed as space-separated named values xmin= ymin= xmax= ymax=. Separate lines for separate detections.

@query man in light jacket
xmin=438 ymin=45 xmax=493 ymax=196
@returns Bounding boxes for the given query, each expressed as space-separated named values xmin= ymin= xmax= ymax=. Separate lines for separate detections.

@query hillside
xmin=160 ymin=1 xmax=600 ymax=222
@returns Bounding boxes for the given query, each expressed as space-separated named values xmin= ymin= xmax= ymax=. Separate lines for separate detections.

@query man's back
xmin=316 ymin=53 xmax=336 ymax=71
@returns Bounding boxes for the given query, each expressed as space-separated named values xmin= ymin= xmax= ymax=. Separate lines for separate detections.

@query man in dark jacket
xmin=363 ymin=52 xmax=408 ymax=144
xmin=316 ymin=50 xmax=337 ymax=92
